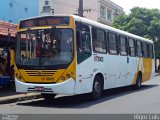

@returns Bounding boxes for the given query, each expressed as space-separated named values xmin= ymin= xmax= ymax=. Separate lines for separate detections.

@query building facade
xmin=39 ymin=0 xmax=124 ymax=26
xmin=0 ymin=0 xmax=39 ymax=24
xmin=0 ymin=21 xmax=17 ymax=47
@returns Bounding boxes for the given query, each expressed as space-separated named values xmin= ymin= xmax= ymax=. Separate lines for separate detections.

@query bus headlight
xmin=61 ymin=76 xmax=65 ymax=81
xmin=66 ymin=74 xmax=71 ymax=78
xmin=15 ymin=73 xmax=24 ymax=81
xmin=19 ymin=76 xmax=22 ymax=80
xmin=16 ymin=73 xmax=19 ymax=78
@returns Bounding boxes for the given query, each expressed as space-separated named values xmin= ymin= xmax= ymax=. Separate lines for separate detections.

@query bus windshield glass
xmin=16 ymin=28 xmax=73 ymax=67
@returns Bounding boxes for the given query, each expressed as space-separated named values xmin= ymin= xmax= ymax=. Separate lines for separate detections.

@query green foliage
xmin=112 ymin=7 xmax=160 ymax=58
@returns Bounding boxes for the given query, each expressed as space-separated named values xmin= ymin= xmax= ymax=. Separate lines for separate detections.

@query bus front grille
xmin=25 ymin=70 xmax=57 ymax=77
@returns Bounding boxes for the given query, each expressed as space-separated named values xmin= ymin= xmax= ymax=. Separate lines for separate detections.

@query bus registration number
xmin=34 ymin=86 xmax=44 ymax=91
xmin=41 ymin=77 xmax=54 ymax=81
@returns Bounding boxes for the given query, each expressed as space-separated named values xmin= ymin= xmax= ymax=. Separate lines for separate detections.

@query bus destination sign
xmin=19 ymin=17 xmax=70 ymax=29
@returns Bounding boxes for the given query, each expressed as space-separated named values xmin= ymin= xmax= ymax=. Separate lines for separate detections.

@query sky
xmin=111 ymin=0 xmax=160 ymax=14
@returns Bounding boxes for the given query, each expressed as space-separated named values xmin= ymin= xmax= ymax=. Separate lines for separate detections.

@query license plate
xmin=34 ymin=86 xmax=45 ymax=91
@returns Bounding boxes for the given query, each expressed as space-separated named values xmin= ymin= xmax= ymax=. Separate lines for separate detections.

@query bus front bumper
xmin=15 ymin=78 xmax=76 ymax=95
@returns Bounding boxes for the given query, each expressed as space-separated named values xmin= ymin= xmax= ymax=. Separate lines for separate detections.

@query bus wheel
xmin=41 ymin=93 xmax=56 ymax=102
xmin=91 ymin=76 xmax=103 ymax=100
xmin=134 ymin=73 xmax=142 ymax=89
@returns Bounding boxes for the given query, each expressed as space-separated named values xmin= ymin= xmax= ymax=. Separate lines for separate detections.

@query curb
xmin=0 ymin=93 xmax=42 ymax=104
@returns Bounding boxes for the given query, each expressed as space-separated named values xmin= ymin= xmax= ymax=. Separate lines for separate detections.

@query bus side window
xmin=148 ymin=44 xmax=154 ymax=58
xmin=128 ymin=38 xmax=136 ymax=57
xmin=119 ymin=35 xmax=127 ymax=56
xmin=108 ymin=32 xmax=118 ymax=55
xmin=76 ymin=22 xmax=91 ymax=64
xmin=142 ymin=42 xmax=148 ymax=58
xmin=136 ymin=40 xmax=143 ymax=57
xmin=92 ymin=27 xmax=106 ymax=53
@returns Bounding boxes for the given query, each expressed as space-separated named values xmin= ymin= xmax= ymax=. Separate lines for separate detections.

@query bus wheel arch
xmin=135 ymin=71 xmax=142 ymax=89
xmin=91 ymin=73 xmax=104 ymax=100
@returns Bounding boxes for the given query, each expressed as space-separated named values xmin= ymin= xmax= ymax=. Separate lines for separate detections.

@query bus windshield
xmin=16 ymin=28 xmax=73 ymax=67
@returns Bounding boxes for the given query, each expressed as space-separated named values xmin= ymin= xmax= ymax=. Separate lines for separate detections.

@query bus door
xmin=76 ymin=22 xmax=92 ymax=92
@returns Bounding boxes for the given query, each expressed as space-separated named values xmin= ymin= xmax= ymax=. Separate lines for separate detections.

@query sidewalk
xmin=0 ymin=85 xmax=17 ymax=98
xmin=155 ymin=72 xmax=160 ymax=76
xmin=0 ymin=86 xmax=41 ymax=104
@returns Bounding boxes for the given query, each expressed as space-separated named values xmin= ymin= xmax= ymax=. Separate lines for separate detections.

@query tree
xmin=112 ymin=7 xmax=160 ymax=58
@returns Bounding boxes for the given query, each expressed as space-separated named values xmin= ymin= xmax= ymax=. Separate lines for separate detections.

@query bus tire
xmin=134 ymin=73 xmax=142 ymax=89
xmin=41 ymin=93 xmax=56 ymax=102
xmin=91 ymin=75 xmax=103 ymax=100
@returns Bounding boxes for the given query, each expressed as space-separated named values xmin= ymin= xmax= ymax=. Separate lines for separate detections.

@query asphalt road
xmin=0 ymin=76 xmax=160 ymax=114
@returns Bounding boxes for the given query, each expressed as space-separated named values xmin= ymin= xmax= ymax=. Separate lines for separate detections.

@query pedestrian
xmin=158 ymin=64 xmax=160 ymax=73
xmin=0 ymin=57 xmax=7 ymax=76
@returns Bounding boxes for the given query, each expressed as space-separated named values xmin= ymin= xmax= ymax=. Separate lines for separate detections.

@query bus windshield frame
xmin=16 ymin=28 xmax=74 ymax=70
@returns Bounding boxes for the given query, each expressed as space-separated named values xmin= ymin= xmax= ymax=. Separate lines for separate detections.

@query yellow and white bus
xmin=15 ymin=15 xmax=155 ymax=100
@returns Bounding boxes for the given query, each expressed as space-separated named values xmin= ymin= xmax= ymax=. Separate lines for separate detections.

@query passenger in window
xmin=65 ymin=32 xmax=73 ymax=51
xmin=81 ymin=32 xmax=91 ymax=52
xmin=81 ymin=32 xmax=87 ymax=51
xmin=93 ymin=41 xmax=101 ymax=52
xmin=21 ymin=54 xmax=26 ymax=62
xmin=47 ymin=38 xmax=57 ymax=58
xmin=59 ymin=32 xmax=73 ymax=62
xmin=36 ymin=38 xmax=42 ymax=57
xmin=54 ymin=31 xmax=61 ymax=54
xmin=45 ymin=35 xmax=55 ymax=58
xmin=158 ymin=64 xmax=160 ymax=73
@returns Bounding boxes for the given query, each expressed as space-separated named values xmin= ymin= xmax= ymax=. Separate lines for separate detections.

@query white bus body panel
xmin=75 ymin=56 xmax=94 ymax=94
xmin=73 ymin=15 xmax=155 ymax=95
xmin=15 ymin=77 xmax=75 ymax=95
xmin=75 ymin=54 xmax=139 ymax=94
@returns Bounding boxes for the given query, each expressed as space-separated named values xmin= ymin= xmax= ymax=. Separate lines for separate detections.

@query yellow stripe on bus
xmin=132 ymin=58 xmax=152 ymax=85
xmin=142 ymin=58 xmax=152 ymax=82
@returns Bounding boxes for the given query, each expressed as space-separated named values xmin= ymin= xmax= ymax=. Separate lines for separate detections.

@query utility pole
xmin=78 ymin=0 xmax=83 ymax=17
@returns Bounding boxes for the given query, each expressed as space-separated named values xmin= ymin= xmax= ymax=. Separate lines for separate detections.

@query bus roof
xmin=71 ymin=15 xmax=153 ymax=44
xmin=19 ymin=15 xmax=153 ymax=44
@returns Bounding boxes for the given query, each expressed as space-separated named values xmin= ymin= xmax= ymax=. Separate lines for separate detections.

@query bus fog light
xmin=16 ymin=73 xmax=18 ymax=77
xmin=19 ymin=76 xmax=22 ymax=80
xmin=61 ymin=76 xmax=65 ymax=81
xmin=66 ymin=74 xmax=71 ymax=78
